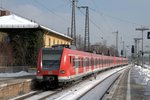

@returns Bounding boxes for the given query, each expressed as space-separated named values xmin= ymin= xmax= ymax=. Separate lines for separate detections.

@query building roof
xmin=0 ymin=14 xmax=72 ymax=40
xmin=0 ymin=14 xmax=39 ymax=28
xmin=40 ymin=25 xmax=72 ymax=40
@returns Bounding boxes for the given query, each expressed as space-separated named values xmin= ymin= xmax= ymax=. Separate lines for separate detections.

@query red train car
xmin=36 ymin=45 xmax=128 ymax=88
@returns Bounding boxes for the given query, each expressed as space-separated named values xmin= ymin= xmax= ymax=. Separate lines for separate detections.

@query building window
xmin=49 ymin=38 xmax=51 ymax=46
xmin=53 ymin=39 xmax=55 ymax=45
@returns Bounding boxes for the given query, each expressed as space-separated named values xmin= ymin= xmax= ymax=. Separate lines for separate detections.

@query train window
xmin=96 ymin=58 xmax=97 ymax=66
xmin=88 ymin=58 xmax=90 ymax=66
xmin=74 ymin=58 xmax=79 ymax=68
xmin=79 ymin=58 xmax=81 ymax=67
xmin=97 ymin=59 xmax=99 ymax=65
xmin=100 ymin=59 xmax=101 ymax=65
xmin=104 ymin=59 xmax=106 ymax=64
xmin=95 ymin=58 xmax=96 ymax=66
xmin=82 ymin=58 xmax=84 ymax=67
xmin=72 ymin=58 xmax=76 ymax=67
xmin=91 ymin=58 xmax=93 ymax=66
xmin=93 ymin=58 xmax=95 ymax=66
xmin=94 ymin=58 xmax=96 ymax=66
xmin=86 ymin=58 xmax=88 ymax=67
xmin=80 ymin=58 xmax=83 ymax=67
xmin=49 ymin=38 xmax=51 ymax=46
xmin=86 ymin=58 xmax=89 ymax=67
xmin=83 ymin=58 xmax=86 ymax=67
xmin=42 ymin=49 xmax=63 ymax=70
xmin=89 ymin=58 xmax=91 ymax=66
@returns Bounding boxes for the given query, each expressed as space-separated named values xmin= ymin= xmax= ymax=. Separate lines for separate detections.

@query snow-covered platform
xmin=0 ymin=71 xmax=36 ymax=99
xmin=0 ymin=71 xmax=35 ymax=85
xmin=107 ymin=64 xmax=150 ymax=100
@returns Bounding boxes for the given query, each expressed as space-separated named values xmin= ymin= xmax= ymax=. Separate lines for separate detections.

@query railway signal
xmin=147 ymin=32 xmax=150 ymax=39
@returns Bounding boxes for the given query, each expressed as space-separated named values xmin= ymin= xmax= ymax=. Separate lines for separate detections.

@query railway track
xmin=78 ymin=67 xmax=127 ymax=100
xmin=11 ymin=78 xmax=83 ymax=100
xmin=11 ymin=65 xmax=130 ymax=100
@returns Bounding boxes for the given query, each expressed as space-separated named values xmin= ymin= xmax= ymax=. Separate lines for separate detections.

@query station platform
xmin=0 ymin=75 xmax=35 ymax=99
xmin=107 ymin=64 xmax=150 ymax=100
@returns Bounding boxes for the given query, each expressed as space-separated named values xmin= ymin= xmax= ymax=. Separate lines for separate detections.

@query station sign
xmin=147 ymin=32 xmax=150 ymax=39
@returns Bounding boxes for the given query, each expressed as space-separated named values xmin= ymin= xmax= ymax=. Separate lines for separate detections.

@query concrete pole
xmin=112 ymin=31 xmax=118 ymax=56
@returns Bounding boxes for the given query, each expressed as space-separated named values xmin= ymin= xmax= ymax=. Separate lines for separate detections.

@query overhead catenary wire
xmin=89 ymin=0 xmax=142 ymax=26
xmin=77 ymin=7 xmax=106 ymax=35
xmin=32 ymin=0 xmax=70 ymax=23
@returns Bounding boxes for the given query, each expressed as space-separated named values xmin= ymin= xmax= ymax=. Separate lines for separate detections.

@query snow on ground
xmin=45 ymin=65 xmax=129 ymax=100
xmin=0 ymin=71 xmax=36 ymax=78
xmin=133 ymin=65 xmax=150 ymax=85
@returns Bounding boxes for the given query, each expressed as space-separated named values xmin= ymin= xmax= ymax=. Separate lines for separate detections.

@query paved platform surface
xmin=110 ymin=65 xmax=150 ymax=100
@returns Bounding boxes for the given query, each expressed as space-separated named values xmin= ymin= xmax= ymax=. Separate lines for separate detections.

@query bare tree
xmin=91 ymin=41 xmax=119 ymax=56
xmin=76 ymin=34 xmax=84 ymax=51
xmin=0 ymin=42 xmax=14 ymax=66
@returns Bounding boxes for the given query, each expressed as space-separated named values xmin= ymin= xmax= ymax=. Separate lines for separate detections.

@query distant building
xmin=0 ymin=10 xmax=10 ymax=16
xmin=41 ymin=26 xmax=72 ymax=47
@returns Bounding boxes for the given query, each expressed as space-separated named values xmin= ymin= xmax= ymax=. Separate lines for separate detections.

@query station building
xmin=0 ymin=10 xmax=72 ymax=47
xmin=0 ymin=10 xmax=72 ymax=67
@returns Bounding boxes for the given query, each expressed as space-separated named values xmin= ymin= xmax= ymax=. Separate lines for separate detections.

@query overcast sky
xmin=1 ymin=0 xmax=150 ymax=53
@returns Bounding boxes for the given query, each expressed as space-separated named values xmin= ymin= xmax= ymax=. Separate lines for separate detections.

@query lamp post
xmin=126 ymin=45 xmax=130 ymax=57
xmin=145 ymin=45 xmax=150 ymax=65
xmin=112 ymin=31 xmax=118 ymax=55
xmin=101 ymin=37 xmax=104 ymax=55
xmin=136 ymin=27 xmax=149 ymax=67
xmin=134 ymin=38 xmax=142 ymax=65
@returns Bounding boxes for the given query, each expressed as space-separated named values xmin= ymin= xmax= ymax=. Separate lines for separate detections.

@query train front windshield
xmin=42 ymin=48 xmax=63 ymax=70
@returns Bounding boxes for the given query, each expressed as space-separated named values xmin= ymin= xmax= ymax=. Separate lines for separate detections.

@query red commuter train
xmin=36 ymin=45 xmax=128 ymax=88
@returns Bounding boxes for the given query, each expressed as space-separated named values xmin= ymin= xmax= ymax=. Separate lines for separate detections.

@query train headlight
xmin=37 ymin=70 xmax=40 ymax=73
xmin=60 ymin=70 xmax=65 ymax=74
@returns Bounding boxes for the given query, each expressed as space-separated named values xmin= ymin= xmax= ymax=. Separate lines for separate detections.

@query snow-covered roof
xmin=40 ymin=25 xmax=72 ymax=40
xmin=0 ymin=14 xmax=72 ymax=40
xmin=0 ymin=14 xmax=39 ymax=28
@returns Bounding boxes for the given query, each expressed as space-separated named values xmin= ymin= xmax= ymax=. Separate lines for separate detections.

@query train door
xmin=78 ymin=57 xmax=84 ymax=74
xmin=75 ymin=56 xmax=79 ymax=77
xmin=91 ymin=57 xmax=94 ymax=71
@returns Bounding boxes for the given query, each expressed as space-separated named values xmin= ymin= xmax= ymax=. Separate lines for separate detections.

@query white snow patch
xmin=0 ymin=71 xmax=36 ymax=78
xmin=134 ymin=65 xmax=150 ymax=85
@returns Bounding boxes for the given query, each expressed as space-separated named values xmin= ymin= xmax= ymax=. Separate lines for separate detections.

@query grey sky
xmin=1 ymin=0 xmax=150 ymax=52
